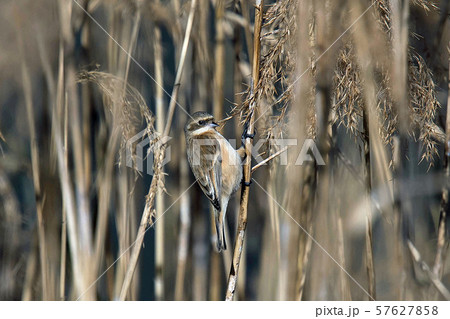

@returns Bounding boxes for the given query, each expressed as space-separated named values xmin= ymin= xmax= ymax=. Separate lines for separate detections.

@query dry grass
xmin=0 ymin=0 xmax=448 ymax=301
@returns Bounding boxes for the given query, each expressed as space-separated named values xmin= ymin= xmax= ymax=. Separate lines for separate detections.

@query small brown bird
xmin=185 ymin=112 xmax=244 ymax=252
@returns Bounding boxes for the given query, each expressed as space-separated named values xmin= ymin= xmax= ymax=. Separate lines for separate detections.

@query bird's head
xmin=184 ymin=111 xmax=219 ymax=136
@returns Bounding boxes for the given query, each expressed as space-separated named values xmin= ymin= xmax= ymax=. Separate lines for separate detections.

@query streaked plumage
xmin=185 ymin=112 xmax=243 ymax=251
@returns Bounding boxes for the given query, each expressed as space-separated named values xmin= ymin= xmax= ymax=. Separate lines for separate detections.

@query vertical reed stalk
xmin=213 ymin=0 xmax=225 ymax=120
xmin=390 ymin=0 xmax=410 ymax=299
xmin=118 ymin=0 xmax=197 ymax=300
xmin=20 ymin=39 xmax=49 ymax=300
xmin=362 ymin=108 xmax=376 ymax=299
xmin=350 ymin=0 xmax=395 ymax=300
xmin=208 ymin=0 xmax=226 ymax=301
xmin=55 ymin=3 xmax=81 ymax=297
xmin=174 ymin=33 xmax=192 ymax=301
xmin=225 ymin=0 xmax=263 ymax=302
xmin=22 ymin=242 xmax=37 ymax=300
xmin=63 ymin=1 xmax=95 ymax=297
xmin=59 ymin=88 xmax=68 ymax=300
xmin=154 ymin=19 xmax=165 ymax=303
xmin=175 ymin=148 xmax=191 ymax=300
xmin=288 ymin=0 xmax=313 ymax=300
xmin=241 ymin=0 xmax=253 ymax=67
xmin=295 ymin=219 xmax=313 ymax=300
xmin=336 ymin=206 xmax=351 ymax=300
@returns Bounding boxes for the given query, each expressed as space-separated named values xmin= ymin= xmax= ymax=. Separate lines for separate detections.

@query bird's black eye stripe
xmin=198 ymin=120 xmax=205 ymax=125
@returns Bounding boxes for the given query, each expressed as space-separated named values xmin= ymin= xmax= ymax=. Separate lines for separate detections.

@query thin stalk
xmin=20 ymin=39 xmax=49 ymax=300
xmin=295 ymin=220 xmax=313 ymax=301
xmin=174 ymin=159 xmax=190 ymax=300
xmin=285 ymin=0 xmax=313 ymax=301
xmin=213 ymin=0 xmax=225 ymax=120
xmin=241 ymin=0 xmax=253 ymax=67
xmin=59 ymin=90 xmax=69 ymax=300
xmin=329 ymin=128 xmax=351 ymax=300
xmin=163 ymin=0 xmax=197 ymax=138
xmin=81 ymin=18 xmax=92 ymax=225
xmin=225 ymin=0 xmax=263 ymax=301
xmin=251 ymin=147 xmax=288 ymax=173
xmin=232 ymin=21 xmax=247 ymax=300
xmin=154 ymin=22 xmax=166 ymax=302
xmin=352 ymin=0 xmax=394 ymax=300
xmin=93 ymin=9 xmax=141 ymax=279
xmin=362 ymin=109 xmax=376 ymax=299
xmin=192 ymin=202 xmax=208 ymax=300
xmin=175 ymin=107 xmax=190 ymax=301
xmin=337 ymin=208 xmax=351 ymax=300
xmin=304 ymin=0 xmax=333 ymax=300
xmin=53 ymin=0 xmax=95 ymax=299
xmin=22 ymin=242 xmax=37 ymax=300
xmin=62 ymin=1 xmax=94 ymax=293
xmin=268 ymin=166 xmax=282 ymax=300
xmin=390 ymin=0 xmax=410 ymax=300
xmin=407 ymin=240 xmax=450 ymax=300
xmin=118 ymin=0 xmax=197 ymax=300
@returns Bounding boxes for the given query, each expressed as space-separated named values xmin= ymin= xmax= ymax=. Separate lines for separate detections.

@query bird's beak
xmin=209 ymin=122 xmax=219 ymax=128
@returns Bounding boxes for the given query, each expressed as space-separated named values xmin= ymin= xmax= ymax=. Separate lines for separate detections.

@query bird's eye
xmin=198 ymin=120 xmax=205 ymax=125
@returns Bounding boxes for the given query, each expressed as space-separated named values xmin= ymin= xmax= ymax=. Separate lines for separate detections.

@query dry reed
xmin=0 ymin=0 xmax=448 ymax=302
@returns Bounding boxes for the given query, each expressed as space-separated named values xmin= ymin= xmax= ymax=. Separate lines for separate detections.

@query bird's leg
xmin=238 ymin=117 xmax=256 ymax=157
xmin=237 ymin=119 xmax=253 ymax=158
xmin=242 ymin=130 xmax=255 ymax=140
xmin=241 ymin=119 xmax=256 ymax=145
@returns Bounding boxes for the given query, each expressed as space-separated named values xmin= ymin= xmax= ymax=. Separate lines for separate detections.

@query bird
xmin=184 ymin=111 xmax=244 ymax=252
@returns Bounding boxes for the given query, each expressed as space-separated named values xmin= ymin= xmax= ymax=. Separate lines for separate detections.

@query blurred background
xmin=0 ymin=0 xmax=448 ymax=301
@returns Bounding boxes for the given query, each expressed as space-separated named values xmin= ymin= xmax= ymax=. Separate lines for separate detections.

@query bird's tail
xmin=214 ymin=210 xmax=227 ymax=252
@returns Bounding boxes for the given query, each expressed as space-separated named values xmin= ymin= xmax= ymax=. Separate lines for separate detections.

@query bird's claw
xmin=241 ymin=124 xmax=256 ymax=145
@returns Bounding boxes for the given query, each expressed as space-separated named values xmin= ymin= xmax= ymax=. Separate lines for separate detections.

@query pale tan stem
xmin=154 ymin=22 xmax=166 ymax=301
xmin=407 ymin=240 xmax=450 ymax=300
xmin=213 ymin=0 xmax=225 ymax=120
xmin=59 ymin=89 xmax=69 ymax=300
xmin=225 ymin=0 xmax=263 ymax=301
xmin=118 ymin=0 xmax=197 ymax=300
xmin=163 ymin=0 xmax=197 ymax=138
xmin=251 ymin=146 xmax=288 ymax=173
xmin=20 ymin=36 xmax=49 ymax=300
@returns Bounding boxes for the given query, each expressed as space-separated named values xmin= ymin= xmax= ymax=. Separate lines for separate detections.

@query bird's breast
xmin=218 ymin=137 xmax=243 ymax=195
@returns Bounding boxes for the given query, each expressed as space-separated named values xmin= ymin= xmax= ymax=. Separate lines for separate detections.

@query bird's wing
xmin=189 ymin=133 xmax=222 ymax=211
